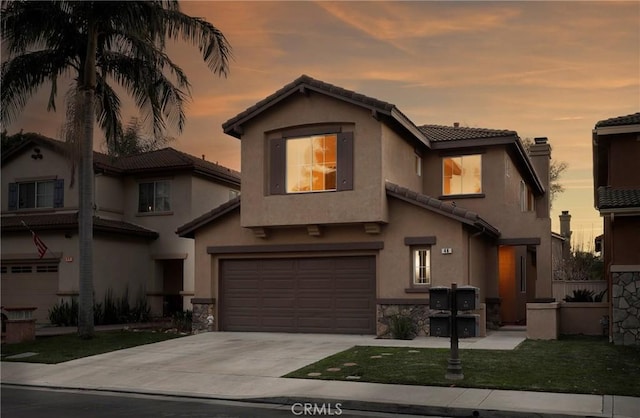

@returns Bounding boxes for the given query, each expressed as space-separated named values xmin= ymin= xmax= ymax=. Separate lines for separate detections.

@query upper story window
xmin=415 ymin=155 xmax=422 ymax=177
xmin=138 ymin=180 xmax=171 ymax=213
xmin=286 ymin=134 xmax=337 ymax=193
xmin=8 ymin=179 xmax=64 ymax=211
xmin=269 ymin=130 xmax=353 ymax=195
xmin=442 ymin=154 xmax=482 ymax=195
xmin=520 ymin=180 xmax=535 ymax=212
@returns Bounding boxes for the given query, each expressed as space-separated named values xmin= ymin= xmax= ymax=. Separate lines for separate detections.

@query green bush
xmin=172 ymin=310 xmax=193 ymax=333
xmin=389 ymin=314 xmax=416 ymax=340
xmin=48 ymin=298 xmax=78 ymax=326
xmin=49 ymin=288 xmax=151 ymax=326
xmin=564 ymin=288 xmax=605 ymax=302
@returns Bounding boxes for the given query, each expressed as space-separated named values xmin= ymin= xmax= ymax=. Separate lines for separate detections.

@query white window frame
xmin=413 ymin=247 xmax=431 ymax=285
xmin=18 ymin=180 xmax=55 ymax=209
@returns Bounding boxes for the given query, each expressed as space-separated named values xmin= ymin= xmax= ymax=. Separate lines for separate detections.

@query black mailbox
xmin=429 ymin=286 xmax=450 ymax=310
xmin=456 ymin=314 xmax=479 ymax=338
xmin=429 ymin=313 xmax=450 ymax=337
xmin=455 ymin=286 xmax=479 ymax=311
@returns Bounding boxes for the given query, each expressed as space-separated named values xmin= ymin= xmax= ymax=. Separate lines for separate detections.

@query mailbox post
xmin=429 ymin=283 xmax=479 ymax=381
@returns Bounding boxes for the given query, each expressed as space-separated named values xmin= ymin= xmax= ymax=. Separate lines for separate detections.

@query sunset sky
xmin=4 ymin=1 xmax=639 ymax=249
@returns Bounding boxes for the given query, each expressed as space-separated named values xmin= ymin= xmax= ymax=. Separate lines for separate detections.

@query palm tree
xmin=1 ymin=1 xmax=231 ymax=338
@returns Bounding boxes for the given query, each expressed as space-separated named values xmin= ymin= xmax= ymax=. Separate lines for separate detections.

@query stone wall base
xmin=612 ymin=271 xmax=640 ymax=346
xmin=191 ymin=298 xmax=216 ymax=334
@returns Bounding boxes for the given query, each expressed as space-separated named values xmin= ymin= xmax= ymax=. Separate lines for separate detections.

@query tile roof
xmin=595 ymin=112 xmax=640 ymax=128
xmin=176 ymin=196 xmax=240 ymax=238
xmin=1 ymin=133 xmax=240 ymax=185
xmin=222 ymin=74 xmax=403 ymax=138
xmin=385 ymin=182 xmax=500 ymax=237
xmin=1 ymin=213 xmax=159 ymax=239
xmin=418 ymin=124 xmax=517 ymax=142
xmin=597 ymin=187 xmax=640 ymax=210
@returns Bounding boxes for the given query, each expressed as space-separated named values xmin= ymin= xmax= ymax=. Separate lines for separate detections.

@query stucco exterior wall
xmin=238 ymin=92 xmax=387 ymax=227
xmin=95 ymin=173 xmax=124 ymax=220
xmin=2 ymin=147 xmax=77 ymax=212
xmin=381 ymin=124 xmax=422 ymax=192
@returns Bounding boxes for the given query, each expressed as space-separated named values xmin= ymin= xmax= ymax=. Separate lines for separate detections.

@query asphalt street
xmin=1 ymin=386 xmax=449 ymax=418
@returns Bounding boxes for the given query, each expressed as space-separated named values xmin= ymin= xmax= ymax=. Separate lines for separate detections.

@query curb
xmin=1 ymin=383 xmax=606 ymax=418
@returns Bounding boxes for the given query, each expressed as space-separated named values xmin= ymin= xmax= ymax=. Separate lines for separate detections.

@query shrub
xmin=172 ymin=310 xmax=193 ymax=333
xmin=564 ymin=289 xmax=595 ymax=302
xmin=48 ymin=298 xmax=78 ymax=326
xmin=389 ymin=314 xmax=416 ymax=340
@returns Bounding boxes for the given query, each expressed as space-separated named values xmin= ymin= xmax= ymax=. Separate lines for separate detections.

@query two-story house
xmin=1 ymin=134 xmax=240 ymax=323
xmin=177 ymin=75 xmax=554 ymax=336
xmin=592 ymin=112 xmax=640 ymax=345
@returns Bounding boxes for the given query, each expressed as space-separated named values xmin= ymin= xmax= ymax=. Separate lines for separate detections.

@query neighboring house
xmin=592 ymin=112 xmax=640 ymax=345
xmin=1 ymin=134 xmax=240 ymax=323
xmin=177 ymin=75 xmax=555 ymax=336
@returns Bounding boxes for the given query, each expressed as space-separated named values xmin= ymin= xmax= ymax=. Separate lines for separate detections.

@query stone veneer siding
xmin=377 ymin=304 xmax=431 ymax=337
xmin=612 ymin=271 xmax=640 ymax=346
xmin=191 ymin=299 xmax=216 ymax=333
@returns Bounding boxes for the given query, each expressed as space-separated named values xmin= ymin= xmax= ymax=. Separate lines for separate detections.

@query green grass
xmin=285 ymin=336 xmax=640 ymax=397
xmin=1 ymin=330 xmax=185 ymax=364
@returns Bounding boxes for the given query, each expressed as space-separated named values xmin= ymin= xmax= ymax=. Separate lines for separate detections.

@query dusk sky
xmin=4 ymin=1 xmax=639 ymax=250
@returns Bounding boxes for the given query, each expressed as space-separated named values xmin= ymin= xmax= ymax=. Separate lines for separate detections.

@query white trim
xmin=593 ymin=125 xmax=640 ymax=135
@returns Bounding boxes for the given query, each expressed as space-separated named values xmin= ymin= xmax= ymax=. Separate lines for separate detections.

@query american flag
xmin=31 ymin=230 xmax=48 ymax=259
xmin=21 ymin=220 xmax=48 ymax=258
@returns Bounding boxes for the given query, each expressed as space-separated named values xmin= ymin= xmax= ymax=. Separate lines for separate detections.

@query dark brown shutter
xmin=53 ymin=179 xmax=64 ymax=208
xmin=337 ymin=132 xmax=354 ymax=191
xmin=8 ymin=183 xmax=18 ymax=210
xmin=269 ymin=137 xmax=286 ymax=195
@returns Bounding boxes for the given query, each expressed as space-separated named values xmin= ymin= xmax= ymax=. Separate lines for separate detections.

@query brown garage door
xmin=220 ymin=256 xmax=376 ymax=334
xmin=1 ymin=263 xmax=59 ymax=324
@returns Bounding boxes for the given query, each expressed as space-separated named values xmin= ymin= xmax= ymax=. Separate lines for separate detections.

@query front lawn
xmin=285 ymin=336 xmax=640 ymax=397
xmin=1 ymin=330 xmax=185 ymax=364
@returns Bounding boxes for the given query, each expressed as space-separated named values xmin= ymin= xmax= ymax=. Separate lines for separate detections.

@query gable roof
xmin=597 ymin=186 xmax=640 ymax=211
xmin=222 ymin=74 xmax=429 ymax=147
xmin=1 ymin=213 xmax=159 ymax=239
xmin=385 ymin=182 xmax=500 ymax=238
xmin=176 ymin=196 xmax=240 ymax=238
xmin=419 ymin=124 xmax=517 ymax=143
xmin=1 ymin=133 xmax=240 ymax=186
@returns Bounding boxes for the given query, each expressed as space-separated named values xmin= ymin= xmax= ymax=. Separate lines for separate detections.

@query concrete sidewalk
xmin=1 ymin=331 xmax=639 ymax=417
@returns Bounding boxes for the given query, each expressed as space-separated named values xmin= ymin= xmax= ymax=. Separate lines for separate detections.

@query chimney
xmin=202 ymin=154 xmax=205 ymax=160
xmin=559 ymin=210 xmax=572 ymax=259
xmin=453 ymin=122 xmax=460 ymax=128
xmin=528 ymin=137 xmax=551 ymax=218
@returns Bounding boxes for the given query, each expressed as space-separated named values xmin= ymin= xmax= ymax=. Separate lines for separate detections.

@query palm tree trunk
xmin=78 ymin=21 xmax=98 ymax=339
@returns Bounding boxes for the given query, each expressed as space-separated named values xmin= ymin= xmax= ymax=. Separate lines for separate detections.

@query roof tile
xmin=418 ymin=124 xmax=517 ymax=142
xmin=595 ymin=112 xmax=640 ymax=128
xmin=597 ymin=187 xmax=640 ymax=210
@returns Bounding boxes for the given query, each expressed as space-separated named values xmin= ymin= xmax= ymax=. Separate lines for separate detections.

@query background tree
xmin=522 ymin=137 xmax=568 ymax=206
xmin=107 ymin=117 xmax=174 ymax=157
xmin=1 ymin=0 xmax=231 ymax=338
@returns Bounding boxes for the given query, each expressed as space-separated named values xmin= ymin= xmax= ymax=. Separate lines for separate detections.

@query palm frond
xmin=94 ymin=75 xmax=123 ymax=144
xmin=0 ymin=50 xmax=72 ymax=124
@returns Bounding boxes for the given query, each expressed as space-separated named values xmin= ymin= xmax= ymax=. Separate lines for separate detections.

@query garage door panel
xmin=221 ymin=256 xmax=375 ymax=334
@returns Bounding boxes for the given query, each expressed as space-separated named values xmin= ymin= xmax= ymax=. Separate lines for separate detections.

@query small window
xmin=415 ymin=155 xmax=422 ymax=177
xmin=138 ymin=181 xmax=171 ymax=213
xmin=286 ymin=134 xmax=337 ymax=193
xmin=19 ymin=180 xmax=53 ymax=208
xmin=10 ymin=265 xmax=33 ymax=274
xmin=413 ymin=247 xmax=431 ymax=285
xmin=36 ymin=264 xmax=58 ymax=273
xmin=229 ymin=189 xmax=240 ymax=200
xmin=520 ymin=180 xmax=535 ymax=212
xmin=442 ymin=154 xmax=482 ymax=195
